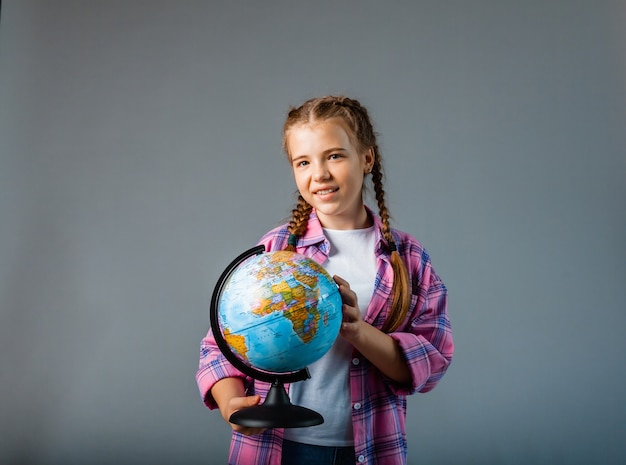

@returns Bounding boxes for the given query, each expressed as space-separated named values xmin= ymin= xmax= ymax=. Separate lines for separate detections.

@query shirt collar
xmin=299 ymin=206 xmax=393 ymax=257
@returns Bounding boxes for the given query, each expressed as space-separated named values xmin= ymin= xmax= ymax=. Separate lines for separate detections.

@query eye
xmin=295 ymin=160 xmax=309 ymax=167
xmin=329 ymin=153 xmax=342 ymax=160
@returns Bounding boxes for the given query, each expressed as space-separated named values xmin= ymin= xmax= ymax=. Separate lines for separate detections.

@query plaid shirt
xmin=196 ymin=208 xmax=454 ymax=465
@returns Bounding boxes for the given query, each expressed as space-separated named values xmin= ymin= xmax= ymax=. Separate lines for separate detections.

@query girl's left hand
xmin=334 ymin=275 xmax=363 ymax=342
xmin=333 ymin=275 xmax=412 ymax=384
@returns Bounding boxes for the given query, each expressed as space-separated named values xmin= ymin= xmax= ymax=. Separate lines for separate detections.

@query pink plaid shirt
xmin=196 ymin=208 xmax=454 ymax=465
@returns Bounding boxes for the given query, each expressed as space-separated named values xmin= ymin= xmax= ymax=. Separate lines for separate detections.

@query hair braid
xmin=370 ymin=146 xmax=391 ymax=240
xmin=285 ymin=194 xmax=312 ymax=252
xmin=370 ymin=145 xmax=411 ymax=332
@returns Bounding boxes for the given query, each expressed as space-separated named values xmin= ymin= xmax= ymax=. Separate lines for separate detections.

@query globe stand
xmin=210 ymin=245 xmax=325 ymax=429
xmin=229 ymin=378 xmax=323 ymax=428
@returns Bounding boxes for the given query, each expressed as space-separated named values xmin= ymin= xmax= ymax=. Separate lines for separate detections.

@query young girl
xmin=196 ymin=96 xmax=454 ymax=465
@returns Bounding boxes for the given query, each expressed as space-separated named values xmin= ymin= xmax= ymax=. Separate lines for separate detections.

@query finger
xmin=334 ymin=276 xmax=358 ymax=307
xmin=231 ymin=422 xmax=266 ymax=436
xmin=237 ymin=426 xmax=266 ymax=436
xmin=228 ymin=395 xmax=265 ymax=436
xmin=333 ymin=275 xmax=349 ymax=287
xmin=231 ymin=394 xmax=261 ymax=411
xmin=340 ymin=318 xmax=362 ymax=341
xmin=341 ymin=319 xmax=359 ymax=333
xmin=243 ymin=395 xmax=261 ymax=407
xmin=342 ymin=302 xmax=359 ymax=322
xmin=226 ymin=395 xmax=260 ymax=423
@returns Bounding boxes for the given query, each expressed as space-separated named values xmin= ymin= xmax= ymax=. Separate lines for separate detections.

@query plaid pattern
xmin=196 ymin=208 xmax=453 ymax=465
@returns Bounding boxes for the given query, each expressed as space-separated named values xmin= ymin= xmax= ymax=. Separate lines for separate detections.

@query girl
xmin=197 ymin=96 xmax=454 ymax=465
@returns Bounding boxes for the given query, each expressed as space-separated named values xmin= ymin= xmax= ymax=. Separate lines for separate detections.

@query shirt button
xmin=354 ymin=402 xmax=361 ymax=410
xmin=357 ymin=455 xmax=365 ymax=463
xmin=352 ymin=358 xmax=360 ymax=365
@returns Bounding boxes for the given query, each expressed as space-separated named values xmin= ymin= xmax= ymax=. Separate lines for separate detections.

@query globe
xmin=217 ymin=249 xmax=342 ymax=374
xmin=209 ymin=245 xmax=343 ymax=428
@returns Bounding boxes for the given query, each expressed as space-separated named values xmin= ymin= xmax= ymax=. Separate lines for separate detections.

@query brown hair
xmin=282 ymin=95 xmax=411 ymax=332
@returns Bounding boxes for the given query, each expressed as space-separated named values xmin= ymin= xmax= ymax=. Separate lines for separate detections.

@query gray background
xmin=1 ymin=1 xmax=625 ymax=464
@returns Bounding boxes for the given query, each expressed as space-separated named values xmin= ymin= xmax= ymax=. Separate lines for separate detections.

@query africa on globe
xmin=217 ymin=250 xmax=342 ymax=374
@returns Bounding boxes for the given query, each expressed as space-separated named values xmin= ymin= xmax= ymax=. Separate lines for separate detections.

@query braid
xmin=370 ymin=146 xmax=392 ymax=241
xmin=370 ymin=145 xmax=412 ymax=332
xmin=282 ymin=95 xmax=412 ymax=332
xmin=285 ymin=194 xmax=312 ymax=252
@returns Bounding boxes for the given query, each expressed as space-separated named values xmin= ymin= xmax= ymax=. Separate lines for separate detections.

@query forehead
xmin=286 ymin=119 xmax=357 ymax=155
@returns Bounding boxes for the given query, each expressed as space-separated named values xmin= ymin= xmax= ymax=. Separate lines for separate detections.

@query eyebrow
xmin=290 ymin=155 xmax=307 ymax=164
xmin=322 ymin=147 xmax=348 ymax=154
xmin=291 ymin=147 xmax=348 ymax=162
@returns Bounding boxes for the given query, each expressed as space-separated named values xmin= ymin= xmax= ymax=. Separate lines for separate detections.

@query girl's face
xmin=286 ymin=119 xmax=374 ymax=230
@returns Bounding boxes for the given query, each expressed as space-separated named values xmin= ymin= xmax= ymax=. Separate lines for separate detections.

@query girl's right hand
xmin=222 ymin=394 xmax=266 ymax=436
xmin=211 ymin=378 xmax=266 ymax=436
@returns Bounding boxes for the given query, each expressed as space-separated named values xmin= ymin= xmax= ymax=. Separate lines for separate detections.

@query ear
xmin=363 ymin=147 xmax=375 ymax=173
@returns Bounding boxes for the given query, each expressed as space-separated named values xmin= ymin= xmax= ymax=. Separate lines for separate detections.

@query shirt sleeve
xmin=388 ymin=249 xmax=454 ymax=396
xmin=195 ymin=327 xmax=251 ymax=409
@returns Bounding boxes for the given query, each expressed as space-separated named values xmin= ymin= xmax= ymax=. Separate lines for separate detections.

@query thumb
xmin=245 ymin=394 xmax=261 ymax=407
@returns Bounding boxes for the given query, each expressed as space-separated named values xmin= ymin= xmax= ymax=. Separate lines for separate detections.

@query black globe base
xmin=229 ymin=381 xmax=324 ymax=428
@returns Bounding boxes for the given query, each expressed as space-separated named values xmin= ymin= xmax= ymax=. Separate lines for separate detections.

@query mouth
xmin=314 ymin=188 xmax=338 ymax=195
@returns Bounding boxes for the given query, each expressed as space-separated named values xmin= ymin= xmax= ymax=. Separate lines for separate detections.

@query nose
xmin=312 ymin=162 xmax=330 ymax=181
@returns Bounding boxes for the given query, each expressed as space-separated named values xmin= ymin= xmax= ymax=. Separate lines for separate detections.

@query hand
xmin=333 ymin=275 xmax=413 ymax=384
xmin=222 ymin=394 xmax=265 ymax=436
xmin=334 ymin=275 xmax=364 ymax=343
xmin=211 ymin=378 xmax=265 ymax=436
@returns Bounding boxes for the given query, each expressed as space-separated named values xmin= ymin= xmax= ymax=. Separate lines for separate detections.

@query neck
xmin=317 ymin=206 xmax=372 ymax=230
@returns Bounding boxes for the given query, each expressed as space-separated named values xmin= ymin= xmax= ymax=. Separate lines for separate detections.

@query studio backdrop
xmin=1 ymin=1 xmax=625 ymax=464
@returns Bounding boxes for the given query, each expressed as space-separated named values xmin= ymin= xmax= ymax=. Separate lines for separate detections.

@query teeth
xmin=316 ymin=188 xmax=336 ymax=195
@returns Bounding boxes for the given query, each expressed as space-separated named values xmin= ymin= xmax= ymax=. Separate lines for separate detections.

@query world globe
xmin=217 ymin=249 xmax=342 ymax=374
xmin=209 ymin=245 xmax=343 ymax=428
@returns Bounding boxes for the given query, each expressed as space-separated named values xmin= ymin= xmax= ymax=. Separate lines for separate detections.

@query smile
xmin=314 ymin=188 xmax=338 ymax=195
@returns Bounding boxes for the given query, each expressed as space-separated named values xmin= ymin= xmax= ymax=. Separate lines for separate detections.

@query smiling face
xmin=286 ymin=119 xmax=374 ymax=230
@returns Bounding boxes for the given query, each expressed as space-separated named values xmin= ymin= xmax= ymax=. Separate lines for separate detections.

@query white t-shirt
xmin=284 ymin=226 xmax=377 ymax=446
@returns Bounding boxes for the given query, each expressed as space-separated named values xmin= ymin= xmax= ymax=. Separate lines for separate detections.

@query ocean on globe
xmin=217 ymin=250 xmax=342 ymax=374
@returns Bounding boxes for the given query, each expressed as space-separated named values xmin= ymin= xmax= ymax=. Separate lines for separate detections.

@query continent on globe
xmin=293 ymin=271 xmax=318 ymax=289
xmin=254 ymin=277 xmax=321 ymax=344
xmin=223 ymin=328 xmax=249 ymax=362
xmin=284 ymin=302 xmax=319 ymax=344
